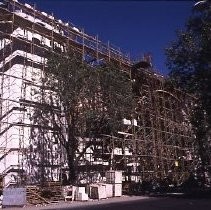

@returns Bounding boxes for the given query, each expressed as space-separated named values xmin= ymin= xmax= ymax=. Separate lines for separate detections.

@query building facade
xmin=0 ymin=0 xmax=195 ymax=187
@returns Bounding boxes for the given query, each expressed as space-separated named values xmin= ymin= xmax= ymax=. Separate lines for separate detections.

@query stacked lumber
xmin=26 ymin=185 xmax=50 ymax=205
xmin=42 ymin=181 xmax=64 ymax=203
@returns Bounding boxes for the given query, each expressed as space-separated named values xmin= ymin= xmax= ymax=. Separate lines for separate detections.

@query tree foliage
xmin=165 ymin=0 xmax=211 ymax=179
xmin=40 ymin=49 xmax=133 ymax=184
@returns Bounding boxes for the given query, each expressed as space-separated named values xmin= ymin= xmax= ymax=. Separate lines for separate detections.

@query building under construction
xmin=0 ymin=0 xmax=195 ymax=190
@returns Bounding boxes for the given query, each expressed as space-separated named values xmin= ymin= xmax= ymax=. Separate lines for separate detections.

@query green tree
xmin=39 ymin=48 xmax=133 ymax=184
xmin=165 ymin=0 xmax=211 ymax=183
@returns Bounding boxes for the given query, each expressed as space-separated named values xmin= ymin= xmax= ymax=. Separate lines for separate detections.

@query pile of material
xmin=87 ymin=170 xmax=123 ymax=200
xmin=106 ymin=170 xmax=122 ymax=197
xmin=42 ymin=181 xmax=63 ymax=203
xmin=27 ymin=186 xmax=49 ymax=205
xmin=1 ymin=171 xmax=123 ymax=208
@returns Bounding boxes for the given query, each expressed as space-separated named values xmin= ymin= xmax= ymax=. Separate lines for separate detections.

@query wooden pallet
xmin=42 ymin=181 xmax=64 ymax=202
xmin=26 ymin=185 xmax=50 ymax=205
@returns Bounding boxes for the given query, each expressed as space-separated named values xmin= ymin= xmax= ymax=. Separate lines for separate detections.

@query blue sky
xmin=25 ymin=0 xmax=193 ymax=75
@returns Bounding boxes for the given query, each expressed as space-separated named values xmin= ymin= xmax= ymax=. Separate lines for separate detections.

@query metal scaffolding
xmin=0 ymin=0 xmax=195 ymax=190
xmin=110 ymin=61 xmax=195 ymax=184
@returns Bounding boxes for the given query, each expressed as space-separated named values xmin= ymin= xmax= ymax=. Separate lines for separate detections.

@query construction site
xmin=0 ymin=0 xmax=197 ymax=206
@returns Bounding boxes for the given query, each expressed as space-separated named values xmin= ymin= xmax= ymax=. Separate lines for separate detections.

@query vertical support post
xmin=96 ymin=34 xmax=99 ymax=61
xmin=51 ymin=13 xmax=54 ymax=52
xmin=107 ymin=41 xmax=111 ymax=62
xmin=118 ymin=47 xmax=122 ymax=66
xmin=82 ymin=28 xmax=85 ymax=63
